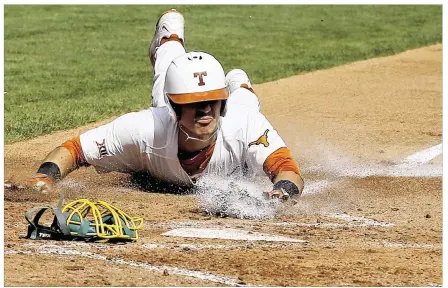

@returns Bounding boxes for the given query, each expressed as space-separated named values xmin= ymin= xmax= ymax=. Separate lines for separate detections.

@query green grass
xmin=4 ymin=5 xmax=442 ymax=144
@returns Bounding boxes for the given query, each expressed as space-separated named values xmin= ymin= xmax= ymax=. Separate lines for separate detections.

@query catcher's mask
xmin=25 ymin=196 xmax=143 ymax=241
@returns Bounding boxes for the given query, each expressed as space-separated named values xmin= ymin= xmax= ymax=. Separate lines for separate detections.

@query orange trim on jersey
xmin=168 ymin=87 xmax=229 ymax=104
xmin=263 ymin=147 xmax=302 ymax=181
xmin=60 ymin=136 xmax=88 ymax=169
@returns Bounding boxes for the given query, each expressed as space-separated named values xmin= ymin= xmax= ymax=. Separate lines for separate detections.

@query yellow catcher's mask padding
xmin=62 ymin=199 xmax=143 ymax=240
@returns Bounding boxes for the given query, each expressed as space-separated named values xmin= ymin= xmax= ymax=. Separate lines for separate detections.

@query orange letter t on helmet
xmin=193 ymin=71 xmax=207 ymax=86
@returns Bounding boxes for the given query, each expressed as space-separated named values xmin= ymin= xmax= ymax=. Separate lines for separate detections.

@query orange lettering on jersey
xmin=193 ymin=71 xmax=207 ymax=86
xmin=249 ymin=129 xmax=270 ymax=148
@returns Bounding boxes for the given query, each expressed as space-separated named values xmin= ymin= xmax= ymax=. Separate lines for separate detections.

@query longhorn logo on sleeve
xmin=95 ymin=139 xmax=109 ymax=159
xmin=248 ymin=129 xmax=270 ymax=148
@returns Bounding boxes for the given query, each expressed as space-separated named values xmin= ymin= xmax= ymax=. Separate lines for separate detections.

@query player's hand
xmin=26 ymin=173 xmax=55 ymax=193
xmin=263 ymin=189 xmax=290 ymax=201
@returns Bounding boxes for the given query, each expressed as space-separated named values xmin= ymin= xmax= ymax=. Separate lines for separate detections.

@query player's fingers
xmin=264 ymin=190 xmax=285 ymax=200
xmin=26 ymin=173 xmax=54 ymax=193
xmin=36 ymin=182 xmax=51 ymax=194
xmin=281 ymin=193 xmax=290 ymax=201
xmin=271 ymin=191 xmax=282 ymax=198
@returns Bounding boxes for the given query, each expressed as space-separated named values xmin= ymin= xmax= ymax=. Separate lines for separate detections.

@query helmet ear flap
xmin=220 ymin=99 xmax=227 ymax=117
xmin=169 ymin=99 xmax=182 ymax=120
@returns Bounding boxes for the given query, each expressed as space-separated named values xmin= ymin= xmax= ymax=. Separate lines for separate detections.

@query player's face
xmin=179 ymin=100 xmax=222 ymax=139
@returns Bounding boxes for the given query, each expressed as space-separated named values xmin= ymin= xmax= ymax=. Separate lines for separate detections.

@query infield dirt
xmin=4 ymin=44 xmax=442 ymax=286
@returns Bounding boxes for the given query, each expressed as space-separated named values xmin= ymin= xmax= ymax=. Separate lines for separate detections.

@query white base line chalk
xmin=5 ymin=249 xmax=245 ymax=286
xmin=326 ymin=213 xmax=395 ymax=227
xmin=143 ymin=242 xmax=297 ymax=250
xmin=381 ymin=241 xmax=441 ymax=249
xmin=376 ymin=143 xmax=442 ymax=177
xmin=400 ymin=143 xmax=442 ymax=165
xmin=306 ymin=143 xmax=442 ymax=179
xmin=272 ymin=213 xmax=394 ymax=229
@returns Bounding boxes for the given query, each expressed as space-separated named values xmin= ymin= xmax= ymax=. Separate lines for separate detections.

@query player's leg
xmin=149 ymin=9 xmax=186 ymax=108
xmin=226 ymin=69 xmax=255 ymax=94
xmin=225 ymin=69 xmax=260 ymax=110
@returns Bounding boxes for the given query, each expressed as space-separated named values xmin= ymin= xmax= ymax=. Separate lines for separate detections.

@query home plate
xmin=162 ymin=228 xmax=306 ymax=243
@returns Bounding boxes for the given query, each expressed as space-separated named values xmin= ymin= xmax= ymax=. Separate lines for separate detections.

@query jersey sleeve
xmin=79 ymin=111 xmax=150 ymax=173
xmin=244 ymin=111 xmax=287 ymax=176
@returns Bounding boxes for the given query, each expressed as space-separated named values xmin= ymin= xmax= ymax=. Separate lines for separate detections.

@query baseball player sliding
xmin=27 ymin=9 xmax=304 ymax=201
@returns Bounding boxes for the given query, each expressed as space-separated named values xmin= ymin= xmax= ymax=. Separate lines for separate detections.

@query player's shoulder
xmin=103 ymin=107 xmax=172 ymax=142
xmin=149 ymin=106 xmax=174 ymax=126
xmin=114 ymin=107 xmax=170 ymax=125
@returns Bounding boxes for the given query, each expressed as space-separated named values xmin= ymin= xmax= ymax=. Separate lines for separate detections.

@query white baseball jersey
xmin=80 ymin=88 xmax=287 ymax=186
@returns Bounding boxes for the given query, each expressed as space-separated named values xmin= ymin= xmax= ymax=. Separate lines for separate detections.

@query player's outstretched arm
xmin=27 ymin=136 xmax=87 ymax=193
xmin=25 ymin=110 xmax=150 ymax=193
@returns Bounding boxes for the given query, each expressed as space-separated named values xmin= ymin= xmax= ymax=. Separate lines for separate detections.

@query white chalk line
xmin=22 ymin=242 xmax=133 ymax=251
xmin=363 ymin=143 xmax=442 ymax=177
xmin=142 ymin=240 xmax=440 ymax=251
xmin=381 ymin=241 xmax=441 ymax=249
xmin=344 ymin=163 xmax=442 ymax=178
xmin=272 ymin=213 xmax=394 ymax=228
xmin=303 ymin=143 xmax=443 ymax=197
xmin=306 ymin=143 xmax=442 ymax=179
xmin=327 ymin=213 xmax=395 ymax=227
xmin=400 ymin=143 xmax=442 ymax=165
xmin=5 ymin=248 xmax=246 ymax=286
xmin=143 ymin=242 xmax=298 ymax=251
xmin=378 ymin=143 xmax=442 ymax=177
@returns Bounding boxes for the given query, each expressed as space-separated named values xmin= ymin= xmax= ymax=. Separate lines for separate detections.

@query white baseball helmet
xmin=164 ymin=51 xmax=229 ymax=120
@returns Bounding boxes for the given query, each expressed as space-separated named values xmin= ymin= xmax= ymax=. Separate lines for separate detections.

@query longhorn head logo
xmin=248 ymin=129 xmax=270 ymax=148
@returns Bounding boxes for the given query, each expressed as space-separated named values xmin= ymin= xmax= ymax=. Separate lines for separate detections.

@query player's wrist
xmin=273 ymin=180 xmax=300 ymax=198
xmin=36 ymin=162 xmax=61 ymax=181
